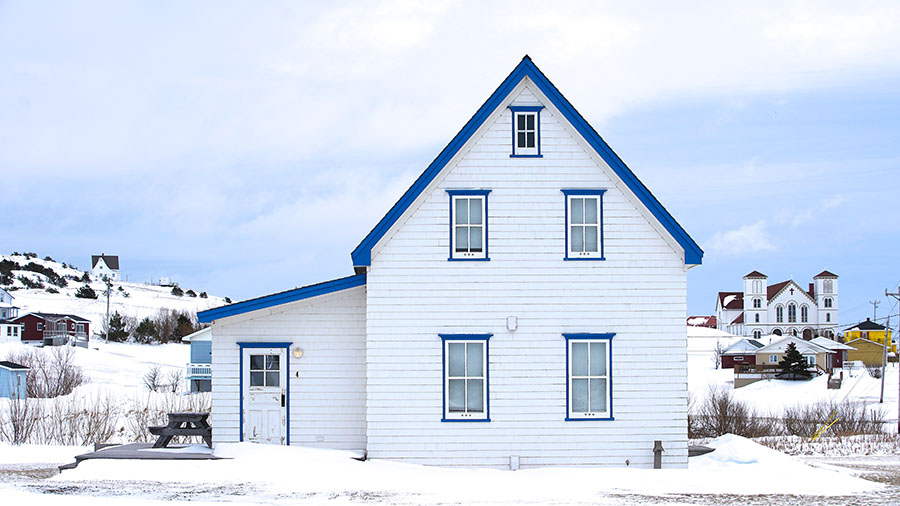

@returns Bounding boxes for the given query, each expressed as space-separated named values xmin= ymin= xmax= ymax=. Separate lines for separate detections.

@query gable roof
xmin=813 ymin=270 xmax=838 ymax=278
xmin=197 ymin=274 xmax=366 ymax=323
xmin=723 ymin=338 xmax=764 ymax=355
xmin=92 ymin=254 xmax=119 ymax=270
xmin=844 ymin=338 xmax=885 ymax=350
xmin=756 ymin=336 xmax=833 ymax=355
xmin=810 ymin=337 xmax=856 ymax=351
xmin=743 ymin=270 xmax=767 ymax=278
xmin=766 ymin=279 xmax=816 ymax=304
xmin=731 ymin=312 xmax=744 ymax=324
xmin=14 ymin=312 xmax=90 ymax=323
xmin=0 ymin=361 xmax=28 ymax=371
xmin=350 ymin=56 xmax=703 ymax=269
xmin=717 ymin=291 xmax=743 ymax=310
xmin=845 ymin=318 xmax=886 ymax=331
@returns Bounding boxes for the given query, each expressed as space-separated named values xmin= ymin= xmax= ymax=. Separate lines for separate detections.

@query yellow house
xmin=844 ymin=338 xmax=886 ymax=367
xmin=844 ymin=318 xmax=896 ymax=354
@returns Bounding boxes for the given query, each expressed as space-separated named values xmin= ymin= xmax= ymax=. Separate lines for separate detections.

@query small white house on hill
xmin=91 ymin=254 xmax=120 ymax=281
xmin=199 ymin=57 xmax=704 ymax=469
xmin=0 ymin=287 xmax=18 ymax=320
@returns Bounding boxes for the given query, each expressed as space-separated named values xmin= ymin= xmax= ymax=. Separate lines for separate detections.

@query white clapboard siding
xmin=365 ymin=83 xmax=690 ymax=468
xmin=210 ymin=285 xmax=367 ymax=451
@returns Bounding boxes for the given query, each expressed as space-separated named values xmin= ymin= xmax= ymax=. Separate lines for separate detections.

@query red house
xmin=13 ymin=313 xmax=91 ymax=346
xmin=721 ymin=338 xmax=764 ymax=369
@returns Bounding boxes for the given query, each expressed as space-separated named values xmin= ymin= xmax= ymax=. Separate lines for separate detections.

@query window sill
xmin=564 ymin=256 xmax=606 ymax=261
xmin=565 ymin=416 xmax=614 ymax=421
xmin=448 ymin=257 xmax=490 ymax=262
xmin=441 ymin=417 xmax=491 ymax=423
xmin=509 ymin=154 xmax=543 ymax=158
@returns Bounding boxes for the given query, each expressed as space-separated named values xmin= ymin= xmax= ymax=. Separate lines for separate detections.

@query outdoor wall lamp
xmin=292 ymin=347 xmax=304 ymax=359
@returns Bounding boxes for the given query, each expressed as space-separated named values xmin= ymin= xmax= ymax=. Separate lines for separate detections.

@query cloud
xmin=704 ymin=221 xmax=776 ymax=256
xmin=791 ymin=195 xmax=847 ymax=227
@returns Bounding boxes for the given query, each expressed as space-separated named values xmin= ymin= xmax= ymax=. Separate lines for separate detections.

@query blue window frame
xmin=509 ymin=105 xmax=544 ymax=157
xmin=446 ymin=190 xmax=491 ymax=261
xmin=564 ymin=333 xmax=614 ymax=421
xmin=440 ymin=334 xmax=491 ymax=422
xmin=562 ymin=189 xmax=606 ymax=260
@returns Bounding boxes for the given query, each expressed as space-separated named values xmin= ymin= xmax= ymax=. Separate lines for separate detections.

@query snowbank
xmin=50 ymin=436 xmax=881 ymax=499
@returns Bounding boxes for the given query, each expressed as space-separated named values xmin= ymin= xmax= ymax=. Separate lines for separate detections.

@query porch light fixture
xmin=292 ymin=347 xmax=304 ymax=359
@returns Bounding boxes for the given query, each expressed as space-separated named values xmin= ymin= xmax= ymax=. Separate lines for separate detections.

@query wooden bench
xmin=149 ymin=412 xmax=212 ymax=449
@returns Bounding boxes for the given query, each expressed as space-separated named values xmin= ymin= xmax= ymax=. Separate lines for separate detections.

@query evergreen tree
xmin=186 ymin=289 xmax=197 ymax=297
xmin=107 ymin=312 xmax=129 ymax=342
xmin=134 ymin=317 xmax=158 ymax=344
xmin=778 ymin=342 xmax=812 ymax=380
xmin=199 ymin=291 xmax=208 ymax=298
xmin=171 ymin=285 xmax=184 ymax=296
xmin=74 ymin=284 xmax=98 ymax=299
xmin=80 ymin=271 xmax=90 ymax=282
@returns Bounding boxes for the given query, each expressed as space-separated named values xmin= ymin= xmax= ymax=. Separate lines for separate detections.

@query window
xmin=249 ymin=354 xmax=280 ymax=387
xmin=5 ymin=327 xmax=9 ymax=337
xmin=441 ymin=334 xmax=490 ymax=422
xmin=562 ymin=189 xmax=606 ymax=260
xmin=788 ymin=303 xmax=797 ymax=323
xmin=826 ymin=313 xmax=831 ymax=323
xmin=823 ymin=279 xmax=833 ymax=294
xmin=565 ymin=333 xmax=613 ymax=420
xmin=76 ymin=323 xmax=84 ymax=333
xmin=804 ymin=355 xmax=816 ymax=367
xmin=753 ymin=298 xmax=761 ymax=308
xmin=801 ymin=305 xmax=808 ymax=323
xmin=37 ymin=322 xmax=43 ymax=331
xmin=824 ymin=297 xmax=833 ymax=308
xmin=754 ymin=313 xmax=760 ymax=323
xmin=447 ymin=190 xmax=490 ymax=261
xmin=753 ymin=329 xmax=762 ymax=339
xmin=776 ymin=305 xmax=783 ymax=323
xmin=13 ymin=327 xmax=17 ymax=337
xmin=769 ymin=354 xmax=778 ymax=363
xmin=734 ymin=356 xmax=744 ymax=361
xmin=509 ymin=106 xmax=543 ymax=157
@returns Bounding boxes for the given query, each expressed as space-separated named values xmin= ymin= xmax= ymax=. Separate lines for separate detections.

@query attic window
xmin=509 ymin=106 xmax=543 ymax=157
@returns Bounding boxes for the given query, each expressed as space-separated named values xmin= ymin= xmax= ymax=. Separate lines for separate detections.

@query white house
xmin=91 ymin=254 xmax=120 ymax=281
xmin=716 ymin=270 xmax=838 ymax=339
xmin=0 ymin=287 xmax=19 ymax=320
xmin=0 ymin=319 xmax=24 ymax=344
xmin=198 ymin=57 xmax=703 ymax=469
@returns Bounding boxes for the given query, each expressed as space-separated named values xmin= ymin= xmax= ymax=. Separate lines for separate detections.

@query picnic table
xmin=149 ymin=412 xmax=212 ymax=449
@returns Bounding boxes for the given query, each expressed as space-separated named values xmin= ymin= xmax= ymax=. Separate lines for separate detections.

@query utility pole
xmin=104 ymin=277 xmax=113 ymax=344
xmin=870 ymin=300 xmax=880 ymax=321
xmin=885 ymin=287 xmax=899 ymax=434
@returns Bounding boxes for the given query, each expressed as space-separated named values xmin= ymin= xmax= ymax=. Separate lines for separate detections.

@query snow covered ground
xmin=687 ymin=326 xmax=899 ymax=424
xmin=2 ymin=253 xmax=226 ymax=333
xmin=0 ymin=435 xmax=890 ymax=505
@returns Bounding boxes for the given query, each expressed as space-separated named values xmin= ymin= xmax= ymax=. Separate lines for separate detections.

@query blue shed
xmin=0 ymin=361 xmax=28 ymax=399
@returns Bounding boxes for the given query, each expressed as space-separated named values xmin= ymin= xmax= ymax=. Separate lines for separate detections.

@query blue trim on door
xmin=350 ymin=56 xmax=702 ymax=268
xmin=509 ymin=105 xmax=544 ymax=158
xmin=439 ymin=333 xmax=492 ymax=422
xmin=562 ymin=189 xmax=607 ymax=261
xmin=563 ymin=333 xmax=614 ymax=421
xmin=198 ymin=274 xmax=366 ymax=323
xmin=238 ymin=342 xmax=292 ymax=444
xmin=446 ymin=190 xmax=492 ymax=262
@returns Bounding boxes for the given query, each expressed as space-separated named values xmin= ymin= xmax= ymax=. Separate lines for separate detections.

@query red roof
xmin=687 ymin=315 xmax=717 ymax=328
xmin=766 ymin=281 xmax=790 ymax=300
xmin=717 ymin=292 xmax=743 ymax=309
xmin=813 ymin=270 xmax=838 ymax=278
xmin=743 ymin=270 xmax=767 ymax=278
xmin=731 ymin=312 xmax=744 ymax=324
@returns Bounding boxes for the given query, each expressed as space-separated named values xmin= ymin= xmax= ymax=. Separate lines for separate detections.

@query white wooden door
xmin=242 ymin=347 xmax=287 ymax=444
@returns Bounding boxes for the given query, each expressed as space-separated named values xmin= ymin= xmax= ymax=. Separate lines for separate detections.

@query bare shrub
xmin=867 ymin=366 xmax=883 ymax=379
xmin=690 ymin=387 xmax=777 ymax=438
xmin=34 ymin=395 xmax=121 ymax=445
xmin=144 ymin=365 xmax=163 ymax=392
xmin=5 ymin=347 xmax=86 ymax=398
xmin=0 ymin=398 xmax=43 ymax=444
xmin=167 ymin=368 xmax=183 ymax=393
xmin=155 ymin=309 xmax=178 ymax=344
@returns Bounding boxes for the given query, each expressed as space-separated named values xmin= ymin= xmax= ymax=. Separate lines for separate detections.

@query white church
xmin=716 ymin=270 xmax=838 ymax=339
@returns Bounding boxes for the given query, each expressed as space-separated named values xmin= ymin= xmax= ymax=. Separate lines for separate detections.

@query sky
xmin=1 ymin=1 xmax=899 ymax=327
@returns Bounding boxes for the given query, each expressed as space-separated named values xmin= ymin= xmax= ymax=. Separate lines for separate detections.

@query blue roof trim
xmin=197 ymin=274 xmax=366 ymax=323
xmin=350 ymin=56 xmax=702 ymax=267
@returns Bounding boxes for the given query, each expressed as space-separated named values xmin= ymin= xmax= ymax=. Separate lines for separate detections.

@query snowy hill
xmin=1 ymin=253 xmax=225 ymax=334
